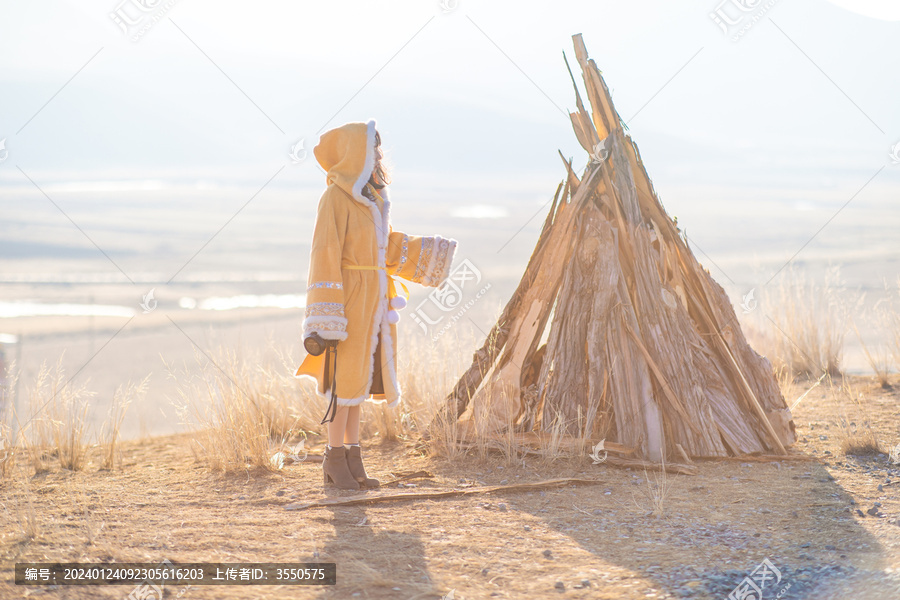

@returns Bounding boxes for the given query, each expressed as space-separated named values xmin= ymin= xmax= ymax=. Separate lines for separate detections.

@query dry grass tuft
xmin=98 ymin=376 xmax=147 ymax=470
xmin=841 ymin=434 xmax=883 ymax=457
xmin=12 ymin=477 xmax=41 ymax=541
xmin=73 ymin=479 xmax=108 ymax=549
xmin=498 ymin=404 xmax=525 ymax=467
xmin=854 ymin=323 xmax=893 ymax=390
xmin=773 ymin=363 xmax=795 ymax=399
xmin=398 ymin=327 xmax=472 ymax=461
xmin=364 ymin=401 xmax=402 ymax=443
xmin=17 ymin=359 xmax=93 ymax=473
xmin=539 ymin=410 xmax=568 ymax=462
xmin=632 ymin=467 xmax=674 ymax=518
xmin=891 ymin=310 xmax=900 ymax=375
xmin=168 ymin=344 xmax=317 ymax=473
xmin=878 ymin=276 xmax=900 ymax=378
xmin=0 ymin=420 xmax=13 ymax=480
xmin=0 ymin=355 xmax=17 ymax=479
xmin=768 ymin=267 xmax=849 ymax=379
xmin=828 ymin=374 xmax=884 ymax=458
xmin=425 ymin=403 xmax=466 ymax=464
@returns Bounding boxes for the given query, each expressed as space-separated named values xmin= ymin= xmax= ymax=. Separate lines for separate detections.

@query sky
xmin=1 ymin=0 xmax=897 ymax=178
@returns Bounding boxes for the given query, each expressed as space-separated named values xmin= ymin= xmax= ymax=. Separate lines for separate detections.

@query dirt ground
xmin=2 ymin=374 xmax=899 ymax=600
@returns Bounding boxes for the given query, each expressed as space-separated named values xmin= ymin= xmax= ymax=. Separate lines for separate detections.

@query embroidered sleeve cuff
xmin=303 ymin=316 xmax=349 ymax=341
xmin=421 ymin=236 xmax=458 ymax=287
xmin=303 ymin=302 xmax=349 ymax=341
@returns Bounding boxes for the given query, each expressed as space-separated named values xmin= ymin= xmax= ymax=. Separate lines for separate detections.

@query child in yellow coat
xmin=296 ymin=119 xmax=457 ymax=489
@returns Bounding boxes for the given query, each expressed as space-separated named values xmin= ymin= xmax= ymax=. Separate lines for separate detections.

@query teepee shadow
xmin=496 ymin=455 xmax=885 ymax=599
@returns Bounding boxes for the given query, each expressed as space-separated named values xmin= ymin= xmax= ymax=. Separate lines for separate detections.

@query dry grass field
xmin=1 ymin=327 xmax=899 ymax=600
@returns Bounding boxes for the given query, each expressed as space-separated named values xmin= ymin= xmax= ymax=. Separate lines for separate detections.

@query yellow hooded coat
xmin=295 ymin=120 xmax=458 ymax=408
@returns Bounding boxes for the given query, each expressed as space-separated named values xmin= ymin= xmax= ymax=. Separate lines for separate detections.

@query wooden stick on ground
xmin=603 ymin=456 xmax=697 ymax=476
xmin=283 ymin=478 xmax=606 ymax=511
xmin=383 ymin=470 xmax=434 ymax=486
xmin=699 ymin=454 xmax=817 ymax=463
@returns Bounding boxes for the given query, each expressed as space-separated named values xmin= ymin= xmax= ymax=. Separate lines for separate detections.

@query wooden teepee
xmin=429 ymin=34 xmax=796 ymax=462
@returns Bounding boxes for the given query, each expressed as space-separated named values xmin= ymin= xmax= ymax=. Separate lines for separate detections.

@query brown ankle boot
xmin=322 ymin=446 xmax=359 ymax=490
xmin=346 ymin=445 xmax=380 ymax=488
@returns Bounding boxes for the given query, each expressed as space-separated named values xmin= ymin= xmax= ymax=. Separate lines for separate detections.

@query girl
xmin=296 ymin=120 xmax=458 ymax=490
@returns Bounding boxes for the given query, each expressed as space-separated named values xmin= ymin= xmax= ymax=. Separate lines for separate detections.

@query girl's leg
xmin=342 ymin=404 xmax=377 ymax=487
xmin=326 ymin=406 xmax=350 ymax=447
xmin=323 ymin=406 xmax=359 ymax=489
xmin=344 ymin=405 xmax=361 ymax=445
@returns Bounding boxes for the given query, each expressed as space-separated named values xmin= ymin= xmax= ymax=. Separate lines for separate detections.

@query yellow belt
xmin=342 ymin=265 xmax=410 ymax=302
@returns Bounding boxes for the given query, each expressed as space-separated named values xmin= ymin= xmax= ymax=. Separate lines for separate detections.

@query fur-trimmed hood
xmin=313 ymin=120 xmax=377 ymax=206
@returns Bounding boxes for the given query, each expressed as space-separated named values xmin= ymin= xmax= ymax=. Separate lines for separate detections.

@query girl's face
xmin=373 ymin=144 xmax=384 ymax=183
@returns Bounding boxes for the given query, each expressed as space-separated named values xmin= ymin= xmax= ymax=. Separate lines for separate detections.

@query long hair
xmin=363 ymin=130 xmax=391 ymax=200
